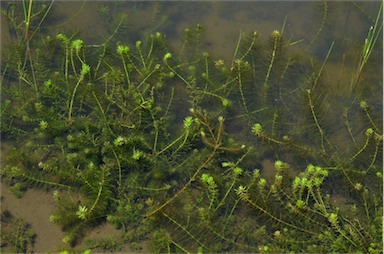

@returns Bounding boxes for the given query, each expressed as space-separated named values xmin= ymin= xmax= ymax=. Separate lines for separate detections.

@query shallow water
xmin=1 ymin=1 xmax=382 ymax=252
xmin=45 ymin=1 xmax=383 ymax=134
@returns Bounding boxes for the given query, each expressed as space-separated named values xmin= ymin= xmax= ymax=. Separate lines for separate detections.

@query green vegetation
xmin=1 ymin=1 xmax=382 ymax=253
xmin=0 ymin=210 xmax=36 ymax=253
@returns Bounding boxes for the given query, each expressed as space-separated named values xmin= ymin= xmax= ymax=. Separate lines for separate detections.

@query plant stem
xmin=68 ymin=76 xmax=84 ymax=122
xmin=307 ymin=89 xmax=326 ymax=153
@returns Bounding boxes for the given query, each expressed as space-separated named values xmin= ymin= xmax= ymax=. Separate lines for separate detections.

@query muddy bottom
xmin=1 ymin=182 xmax=66 ymax=252
xmin=0 ymin=182 xmax=148 ymax=253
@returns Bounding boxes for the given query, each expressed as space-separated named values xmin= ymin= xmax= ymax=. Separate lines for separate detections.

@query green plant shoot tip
xmin=81 ymin=64 xmax=90 ymax=77
xmin=71 ymin=39 xmax=84 ymax=52
xmin=163 ymin=52 xmax=172 ymax=61
xmin=117 ymin=44 xmax=130 ymax=56
xmin=251 ymin=123 xmax=263 ymax=136
xmin=183 ymin=116 xmax=193 ymax=129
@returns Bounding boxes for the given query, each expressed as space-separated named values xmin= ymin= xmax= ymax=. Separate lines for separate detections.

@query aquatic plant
xmin=0 ymin=210 xmax=36 ymax=253
xmin=0 ymin=1 xmax=382 ymax=252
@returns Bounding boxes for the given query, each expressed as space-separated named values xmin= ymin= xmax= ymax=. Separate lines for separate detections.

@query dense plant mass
xmin=1 ymin=1 xmax=382 ymax=253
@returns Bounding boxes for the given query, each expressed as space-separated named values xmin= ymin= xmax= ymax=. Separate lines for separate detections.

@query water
xmin=45 ymin=1 xmax=382 ymax=136
xmin=1 ymin=1 xmax=382 ymax=253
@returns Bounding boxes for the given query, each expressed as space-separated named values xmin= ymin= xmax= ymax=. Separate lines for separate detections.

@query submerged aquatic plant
xmin=0 ymin=1 xmax=382 ymax=252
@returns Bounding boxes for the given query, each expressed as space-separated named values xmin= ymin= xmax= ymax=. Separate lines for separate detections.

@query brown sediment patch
xmin=0 ymin=182 xmax=66 ymax=253
xmin=0 ymin=182 xmax=151 ymax=253
xmin=260 ymin=159 xmax=276 ymax=183
xmin=260 ymin=158 xmax=299 ymax=183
